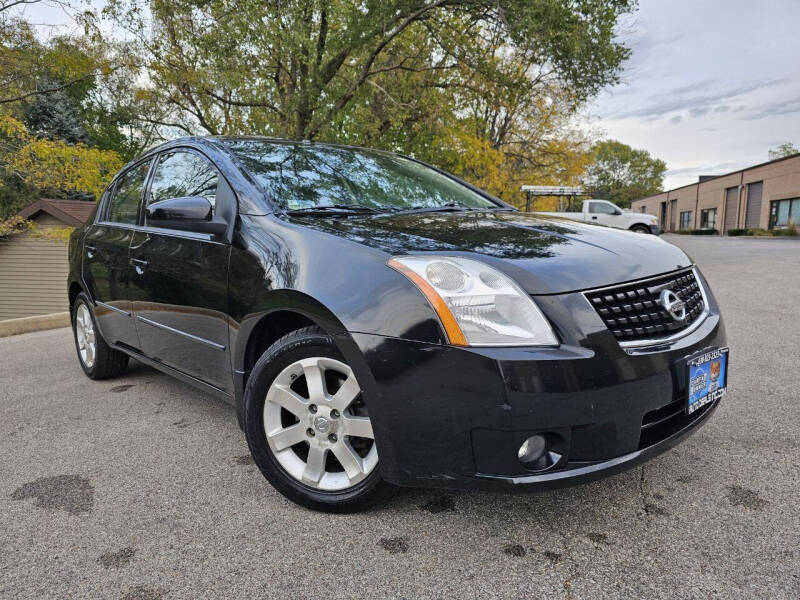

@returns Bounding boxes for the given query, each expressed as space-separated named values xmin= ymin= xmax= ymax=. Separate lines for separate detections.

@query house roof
xmin=16 ymin=198 xmax=96 ymax=227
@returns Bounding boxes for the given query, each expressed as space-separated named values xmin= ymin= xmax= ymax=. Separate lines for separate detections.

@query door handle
xmin=85 ymin=244 xmax=97 ymax=258
xmin=130 ymin=257 xmax=149 ymax=275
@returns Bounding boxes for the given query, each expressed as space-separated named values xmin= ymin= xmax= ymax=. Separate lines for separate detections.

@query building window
xmin=640 ymin=206 xmax=645 ymax=213
xmin=680 ymin=211 xmax=693 ymax=229
xmin=769 ymin=198 xmax=800 ymax=229
xmin=700 ymin=208 xmax=717 ymax=230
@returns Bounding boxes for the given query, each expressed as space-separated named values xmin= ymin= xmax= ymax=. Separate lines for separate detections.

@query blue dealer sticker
xmin=687 ymin=348 xmax=729 ymax=414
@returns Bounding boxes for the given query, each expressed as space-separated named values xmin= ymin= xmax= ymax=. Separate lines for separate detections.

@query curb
xmin=0 ymin=312 xmax=70 ymax=338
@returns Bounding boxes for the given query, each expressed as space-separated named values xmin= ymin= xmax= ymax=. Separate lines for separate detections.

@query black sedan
xmin=67 ymin=137 xmax=729 ymax=512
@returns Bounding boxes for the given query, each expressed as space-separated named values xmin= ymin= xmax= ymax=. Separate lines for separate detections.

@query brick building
xmin=631 ymin=153 xmax=800 ymax=233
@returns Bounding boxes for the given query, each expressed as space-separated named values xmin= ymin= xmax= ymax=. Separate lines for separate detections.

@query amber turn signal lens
xmin=387 ymin=258 xmax=468 ymax=346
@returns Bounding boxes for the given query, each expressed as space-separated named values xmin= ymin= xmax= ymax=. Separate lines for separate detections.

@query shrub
xmin=785 ymin=220 xmax=798 ymax=236
xmin=689 ymin=228 xmax=718 ymax=235
xmin=727 ymin=228 xmax=749 ymax=236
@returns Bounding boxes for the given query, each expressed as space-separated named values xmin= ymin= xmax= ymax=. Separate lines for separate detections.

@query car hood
xmin=290 ymin=211 xmax=691 ymax=294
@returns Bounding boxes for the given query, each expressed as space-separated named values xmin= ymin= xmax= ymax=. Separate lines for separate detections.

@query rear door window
xmin=147 ymin=150 xmax=219 ymax=217
xmin=106 ymin=161 xmax=151 ymax=225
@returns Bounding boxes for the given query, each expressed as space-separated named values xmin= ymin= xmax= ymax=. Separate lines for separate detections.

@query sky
xmin=17 ymin=0 xmax=800 ymax=191
xmin=586 ymin=0 xmax=800 ymax=189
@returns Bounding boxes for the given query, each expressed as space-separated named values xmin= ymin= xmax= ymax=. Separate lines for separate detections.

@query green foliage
xmin=715 ymin=225 xmax=797 ymax=237
xmin=0 ymin=214 xmax=73 ymax=243
xmin=0 ymin=115 xmax=123 ymax=202
xmin=768 ymin=142 xmax=798 ymax=161
xmin=0 ymin=171 xmax=37 ymax=219
xmin=582 ymin=140 xmax=666 ymax=208
xmin=23 ymin=84 xmax=89 ymax=144
xmin=0 ymin=214 xmax=29 ymax=236
xmin=0 ymin=0 xmax=639 ymax=210
xmin=103 ymin=0 xmax=635 ymax=200
xmin=676 ymin=228 xmax=718 ymax=235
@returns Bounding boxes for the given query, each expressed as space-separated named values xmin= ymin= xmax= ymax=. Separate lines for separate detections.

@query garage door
xmin=724 ymin=187 xmax=739 ymax=233
xmin=0 ymin=233 xmax=69 ymax=320
xmin=745 ymin=182 xmax=763 ymax=229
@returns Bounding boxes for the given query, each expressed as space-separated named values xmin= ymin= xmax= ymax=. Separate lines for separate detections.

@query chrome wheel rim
xmin=263 ymin=357 xmax=378 ymax=491
xmin=75 ymin=304 xmax=96 ymax=369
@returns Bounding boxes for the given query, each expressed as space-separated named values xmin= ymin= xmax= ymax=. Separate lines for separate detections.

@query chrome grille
xmin=585 ymin=269 xmax=705 ymax=343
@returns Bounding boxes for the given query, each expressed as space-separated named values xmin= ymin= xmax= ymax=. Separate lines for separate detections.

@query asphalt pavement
xmin=1 ymin=234 xmax=798 ymax=599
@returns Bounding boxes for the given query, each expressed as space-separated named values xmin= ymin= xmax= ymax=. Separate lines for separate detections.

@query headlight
xmin=387 ymin=256 xmax=558 ymax=347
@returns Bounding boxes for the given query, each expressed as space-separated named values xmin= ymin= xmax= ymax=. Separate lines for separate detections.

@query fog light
xmin=518 ymin=434 xmax=547 ymax=467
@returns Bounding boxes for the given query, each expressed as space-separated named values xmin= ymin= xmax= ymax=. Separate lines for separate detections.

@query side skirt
xmin=110 ymin=342 xmax=235 ymax=406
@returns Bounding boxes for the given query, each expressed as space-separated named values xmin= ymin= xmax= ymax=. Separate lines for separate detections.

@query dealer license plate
xmin=687 ymin=348 xmax=729 ymax=414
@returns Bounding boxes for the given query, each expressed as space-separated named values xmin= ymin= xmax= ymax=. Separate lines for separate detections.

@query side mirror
xmin=146 ymin=195 xmax=228 ymax=235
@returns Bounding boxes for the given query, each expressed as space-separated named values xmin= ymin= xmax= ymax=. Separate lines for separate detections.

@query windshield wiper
xmin=286 ymin=204 xmax=383 ymax=216
xmin=391 ymin=202 xmax=500 ymax=215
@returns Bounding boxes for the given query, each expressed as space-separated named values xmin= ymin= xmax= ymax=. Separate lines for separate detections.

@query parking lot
xmin=1 ymin=234 xmax=798 ymax=599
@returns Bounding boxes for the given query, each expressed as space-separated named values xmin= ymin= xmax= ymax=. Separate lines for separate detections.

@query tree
xmin=768 ymin=142 xmax=798 ymax=160
xmin=104 ymin=0 xmax=634 ymax=202
xmin=582 ymin=140 xmax=666 ymax=208
xmin=23 ymin=83 xmax=89 ymax=144
xmin=0 ymin=5 xmax=100 ymax=107
xmin=0 ymin=115 xmax=122 ymax=213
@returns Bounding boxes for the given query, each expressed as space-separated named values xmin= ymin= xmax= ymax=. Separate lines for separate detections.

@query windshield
xmin=220 ymin=139 xmax=498 ymax=211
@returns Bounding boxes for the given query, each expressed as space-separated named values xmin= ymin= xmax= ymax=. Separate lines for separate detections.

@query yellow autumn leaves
xmin=0 ymin=115 xmax=123 ymax=201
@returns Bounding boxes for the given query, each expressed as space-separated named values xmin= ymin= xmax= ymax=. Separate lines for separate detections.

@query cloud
xmin=658 ymin=79 xmax=716 ymax=98
xmin=714 ymin=105 xmax=730 ymax=113
xmin=669 ymin=115 xmax=683 ymax=124
xmin=742 ymin=97 xmax=800 ymax=120
xmin=666 ymin=161 xmax=745 ymax=178
xmin=689 ymin=107 xmax=710 ymax=117
xmin=606 ymin=78 xmax=788 ymax=120
xmin=620 ymin=31 xmax=686 ymax=72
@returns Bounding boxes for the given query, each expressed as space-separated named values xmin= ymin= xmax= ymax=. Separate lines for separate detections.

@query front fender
xmin=229 ymin=214 xmax=446 ymax=347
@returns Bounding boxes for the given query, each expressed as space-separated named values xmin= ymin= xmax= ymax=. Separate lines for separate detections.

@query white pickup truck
xmin=538 ymin=199 xmax=660 ymax=234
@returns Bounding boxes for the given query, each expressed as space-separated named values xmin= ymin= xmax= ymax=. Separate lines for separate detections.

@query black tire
xmin=630 ymin=224 xmax=651 ymax=234
xmin=71 ymin=293 xmax=129 ymax=380
xmin=244 ymin=325 xmax=396 ymax=512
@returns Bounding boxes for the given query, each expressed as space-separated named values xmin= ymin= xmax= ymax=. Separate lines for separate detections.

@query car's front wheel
xmin=630 ymin=224 xmax=651 ymax=234
xmin=244 ymin=326 xmax=395 ymax=512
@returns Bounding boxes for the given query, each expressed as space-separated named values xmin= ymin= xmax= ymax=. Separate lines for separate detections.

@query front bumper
xmin=478 ymin=396 xmax=718 ymax=489
xmin=338 ymin=273 xmax=725 ymax=492
xmin=649 ymin=224 xmax=662 ymax=234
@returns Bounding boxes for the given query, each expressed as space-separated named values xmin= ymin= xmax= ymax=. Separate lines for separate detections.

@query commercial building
xmin=0 ymin=199 xmax=93 ymax=320
xmin=631 ymin=153 xmax=800 ymax=233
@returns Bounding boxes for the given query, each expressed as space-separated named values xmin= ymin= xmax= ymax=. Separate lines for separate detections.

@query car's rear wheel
xmin=72 ymin=293 xmax=129 ymax=379
xmin=244 ymin=326 xmax=395 ymax=512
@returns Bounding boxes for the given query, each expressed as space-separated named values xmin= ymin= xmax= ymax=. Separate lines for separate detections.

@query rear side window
xmin=148 ymin=151 xmax=219 ymax=213
xmin=107 ymin=161 xmax=151 ymax=224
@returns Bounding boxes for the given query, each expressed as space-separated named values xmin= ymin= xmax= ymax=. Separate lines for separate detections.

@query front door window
xmin=147 ymin=150 xmax=220 ymax=226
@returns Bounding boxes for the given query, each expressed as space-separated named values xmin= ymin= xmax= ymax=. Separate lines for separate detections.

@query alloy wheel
xmin=75 ymin=303 xmax=97 ymax=369
xmin=263 ymin=356 xmax=378 ymax=491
